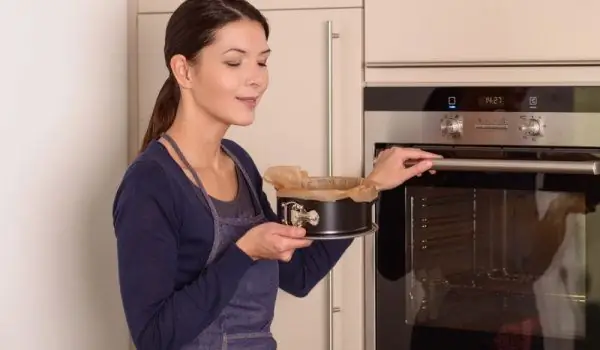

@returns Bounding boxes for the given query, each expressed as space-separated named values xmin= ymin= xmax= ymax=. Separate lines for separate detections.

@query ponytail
xmin=140 ymin=74 xmax=180 ymax=152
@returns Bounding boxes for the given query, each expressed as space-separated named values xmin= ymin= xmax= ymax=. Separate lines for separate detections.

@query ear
xmin=170 ymin=54 xmax=193 ymax=89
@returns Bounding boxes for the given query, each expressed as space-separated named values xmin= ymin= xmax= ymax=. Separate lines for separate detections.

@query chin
xmin=230 ymin=113 xmax=256 ymax=127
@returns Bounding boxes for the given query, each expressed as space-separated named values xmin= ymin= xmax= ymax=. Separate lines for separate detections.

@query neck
xmin=165 ymin=105 xmax=229 ymax=170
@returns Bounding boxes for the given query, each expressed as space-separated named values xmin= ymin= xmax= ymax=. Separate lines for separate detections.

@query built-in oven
xmin=363 ymin=85 xmax=600 ymax=350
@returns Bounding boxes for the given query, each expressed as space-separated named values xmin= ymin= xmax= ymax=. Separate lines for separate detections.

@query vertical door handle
xmin=326 ymin=20 xmax=340 ymax=350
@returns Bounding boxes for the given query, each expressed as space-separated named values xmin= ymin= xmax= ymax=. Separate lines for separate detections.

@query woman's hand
xmin=366 ymin=147 xmax=441 ymax=190
xmin=236 ymin=222 xmax=313 ymax=262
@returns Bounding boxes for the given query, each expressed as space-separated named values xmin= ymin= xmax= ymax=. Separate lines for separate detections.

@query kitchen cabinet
xmin=137 ymin=15 xmax=169 ymax=143
xmin=138 ymin=0 xmax=362 ymax=14
xmin=365 ymin=0 xmax=600 ymax=66
xmin=364 ymin=66 xmax=600 ymax=85
xmin=136 ymin=8 xmax=364 ymax=350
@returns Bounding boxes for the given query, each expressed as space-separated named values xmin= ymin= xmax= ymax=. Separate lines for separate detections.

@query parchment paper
xmin=263 ymin=166 xmax=379 ymax=202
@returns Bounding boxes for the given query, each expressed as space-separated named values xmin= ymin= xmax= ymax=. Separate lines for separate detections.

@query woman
xmin=112 ymin=1 xmax=438 ymax=349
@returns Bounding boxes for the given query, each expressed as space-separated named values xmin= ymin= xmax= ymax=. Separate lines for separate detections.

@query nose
xmin=246 ymin=65 xmax=267 ymax=88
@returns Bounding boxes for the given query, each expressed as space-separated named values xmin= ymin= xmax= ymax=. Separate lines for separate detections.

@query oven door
xmin=374 ymin=145 xmax=600 ymax=350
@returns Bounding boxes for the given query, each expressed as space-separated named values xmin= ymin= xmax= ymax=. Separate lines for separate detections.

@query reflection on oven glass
xmin=405 ymin=187 xmax=587 ymax=340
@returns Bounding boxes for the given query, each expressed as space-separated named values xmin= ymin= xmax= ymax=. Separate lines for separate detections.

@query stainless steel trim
xmin=363 ymin=143 xmax=376 ymax=350
xmin=326 ymin=20 xmax=340 ymax=350
xmin=405 ymin=158 xmax=600 ymax=175
xmin=365 ymin=60 xmax=600 ymax=69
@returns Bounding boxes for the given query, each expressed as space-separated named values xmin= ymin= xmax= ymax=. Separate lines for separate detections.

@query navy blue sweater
xmin=113 ymin=139 xmax=353 ymax=350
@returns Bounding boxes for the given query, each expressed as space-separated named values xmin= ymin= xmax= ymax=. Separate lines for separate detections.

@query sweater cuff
xmin=218 ymin=243 xmax=255 ymax=273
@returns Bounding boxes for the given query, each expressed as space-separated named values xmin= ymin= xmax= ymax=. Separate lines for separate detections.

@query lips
xmin=237 ymin=97 xmax=258 ymax=109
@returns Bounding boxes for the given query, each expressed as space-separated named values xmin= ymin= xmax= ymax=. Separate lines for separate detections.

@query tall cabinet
xmin=134 ymin=2 xmax=365 ymax=350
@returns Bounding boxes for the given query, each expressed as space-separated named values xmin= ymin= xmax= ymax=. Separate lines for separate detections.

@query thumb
xmin=278 ymin=225 xmax=306 ymax=238
xmin=400 ymin=160 xmax=433 ymax=181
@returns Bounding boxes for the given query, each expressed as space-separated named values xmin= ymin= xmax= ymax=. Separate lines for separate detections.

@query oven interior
xmin=376 ymin=145 xmax=600 ymax=341
xmin=406 ymin=186 xmax=586 ymax=337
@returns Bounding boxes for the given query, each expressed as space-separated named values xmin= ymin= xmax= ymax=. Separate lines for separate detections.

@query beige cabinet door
xmin=226 ymin=8 xmax=364 ymax=350
xmin=136 ymin=8 xmax=364 ymax=350
xmin=136 ymin=14 xmax=169 ymax=145
xmin=138 ymin=0 xmax=361 ymax=14
xmin=365 ymin=0 xmax=600 ymax=65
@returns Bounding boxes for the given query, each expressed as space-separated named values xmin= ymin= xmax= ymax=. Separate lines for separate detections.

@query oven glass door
xmin=375 ymin=145 xmax=600 ymax=350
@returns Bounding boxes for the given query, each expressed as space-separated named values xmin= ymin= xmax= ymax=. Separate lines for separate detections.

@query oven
xmin=363 ymin=85 xmax=600 ymax=350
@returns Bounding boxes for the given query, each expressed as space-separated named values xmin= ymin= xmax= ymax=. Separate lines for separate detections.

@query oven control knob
xmin=519 ymin=118 xmax=544 ymax=137
xmin=441 ymin=116 xmax=463 ymax=136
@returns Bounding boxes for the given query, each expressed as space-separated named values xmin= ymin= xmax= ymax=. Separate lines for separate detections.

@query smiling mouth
xmin=237 ymin=97 xmax=258 ymax=108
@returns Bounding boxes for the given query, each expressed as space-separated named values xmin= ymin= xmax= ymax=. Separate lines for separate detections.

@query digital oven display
xmin=478 ymin=96 xmax=505 ymax=108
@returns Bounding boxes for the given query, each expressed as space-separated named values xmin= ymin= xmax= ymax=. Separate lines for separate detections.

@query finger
xmin=276 ymin=237 xmax=312 ymax=253
xmin=401 ymin=147 xmax=442 ymax=157
xmin=284 ymin=236 xmax=313 ymax=248
xmin=374 ymin=152 xmax=383 ymax=162
xmin=277 ymin=226 xmax=306 ymax=238
xmin=396 ymin=148 xmax=442 ymax=160
xmin=414 ymin=159 xmax=434 ymax=172
xmin=373 ymin=149 xmax=389 ymax=164
xmin=265 ymin=222 xmax=302 ymax=235
xmin=400 ymin=160 xmax=433 ymax=182
xmin=279 ymin=250 xmax=294 ymax=262
xmin=278 ymin=241 xmax=313 ymax=261
xmin=293 ymin=239 xmax=313 ymax=248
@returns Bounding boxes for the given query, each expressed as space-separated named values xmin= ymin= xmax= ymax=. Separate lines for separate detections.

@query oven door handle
xmin=404 ymin=158 xmax=600 ymax=175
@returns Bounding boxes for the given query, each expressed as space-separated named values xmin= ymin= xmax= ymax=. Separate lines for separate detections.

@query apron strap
xmin=162 ymin=134 xmax=203 ymax=189
xmin=160 ymin=133 xmax=216 ymax=215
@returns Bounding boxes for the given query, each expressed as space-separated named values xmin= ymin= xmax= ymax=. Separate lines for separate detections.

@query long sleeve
xmin=113 ymin=161 xmax=254 ymax=350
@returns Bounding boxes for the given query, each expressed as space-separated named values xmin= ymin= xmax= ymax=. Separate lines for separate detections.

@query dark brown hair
xmin=140 ymin=0 xmax=270 ymax=152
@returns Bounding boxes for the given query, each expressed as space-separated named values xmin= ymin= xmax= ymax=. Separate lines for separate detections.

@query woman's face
xmin=174 ymin=19 xmax=270 ymax=127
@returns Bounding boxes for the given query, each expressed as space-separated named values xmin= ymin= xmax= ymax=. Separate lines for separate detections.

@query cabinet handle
xmin=326 ymin=20 xmax=340 ymax=350
xmin=327 ymin=21 xmax=339 ymax=177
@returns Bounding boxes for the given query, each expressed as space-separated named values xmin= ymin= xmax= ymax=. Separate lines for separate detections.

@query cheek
xmin=215 ymin=72 xmax=242 ymax=96
xmin=193 ymin=68 xmax=240 ymax=101
xmin=261 ymin=70 xmax=270 ymax=92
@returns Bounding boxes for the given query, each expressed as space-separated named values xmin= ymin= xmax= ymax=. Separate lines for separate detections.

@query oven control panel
xmin=440 ymin=114 xmax=547 ymax=141
xmin=415 ymin=110 xmax=599 ymax=146
xmin=363 ymin=85 xmax=600 ymax=147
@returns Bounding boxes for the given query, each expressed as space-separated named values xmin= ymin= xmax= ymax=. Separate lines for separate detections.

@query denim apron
xmin=162 ymin=135 xmax=279 ymax=350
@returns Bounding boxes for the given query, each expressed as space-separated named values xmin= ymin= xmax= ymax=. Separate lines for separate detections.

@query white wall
xmin=0 ymin=1 xmax=130 ymax=349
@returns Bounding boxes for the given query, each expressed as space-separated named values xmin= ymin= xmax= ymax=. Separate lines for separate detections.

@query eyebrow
xmin=223 ymin=48 xmax=271 ymax=55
